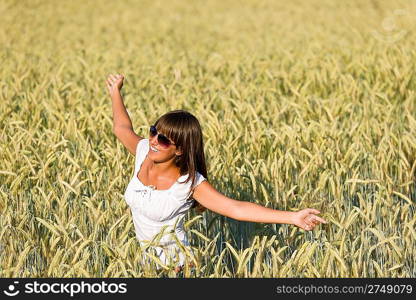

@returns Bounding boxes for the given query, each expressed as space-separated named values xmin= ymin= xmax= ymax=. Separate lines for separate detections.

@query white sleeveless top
xmin=123 ymin=138 xmax=206 ymax=267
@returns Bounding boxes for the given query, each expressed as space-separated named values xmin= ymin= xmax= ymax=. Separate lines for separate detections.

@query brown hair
xmin=153 ymin=110 xmax=208 ymax=213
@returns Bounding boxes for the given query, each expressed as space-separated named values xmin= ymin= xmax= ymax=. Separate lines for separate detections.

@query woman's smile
xmin=150 ymin=145 xmax=159 ymax=153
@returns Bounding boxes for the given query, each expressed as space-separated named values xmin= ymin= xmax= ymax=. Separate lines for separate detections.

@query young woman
xmin=106 ymin=73 xmax=327 ymax=274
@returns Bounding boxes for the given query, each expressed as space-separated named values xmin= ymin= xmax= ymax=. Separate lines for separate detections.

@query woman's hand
xmin=291 ymin=208 xmax=327 ymax=231
xmin=105 ymin=73 xmax=124 ymax=97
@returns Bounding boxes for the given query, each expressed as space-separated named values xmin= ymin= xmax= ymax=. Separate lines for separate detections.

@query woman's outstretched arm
xmin=192 ymin=181 xmax=327 ymax=231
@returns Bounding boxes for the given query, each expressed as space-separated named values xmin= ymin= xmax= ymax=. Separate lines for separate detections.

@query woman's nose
xmin=150 ymin=135 xmax=158 ymax=145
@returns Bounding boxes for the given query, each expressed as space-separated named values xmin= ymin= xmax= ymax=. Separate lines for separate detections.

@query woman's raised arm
xmin=106 ymin=73 xmax=132 ymax=131
xmin=107 ymin=73 xmax=145 ymax=155
xmin=192 ymin=181 xmax=327 ymax=231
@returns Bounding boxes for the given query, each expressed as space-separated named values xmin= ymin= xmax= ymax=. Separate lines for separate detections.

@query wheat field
xmin=0 ymin=0 xmax=415 ymax=278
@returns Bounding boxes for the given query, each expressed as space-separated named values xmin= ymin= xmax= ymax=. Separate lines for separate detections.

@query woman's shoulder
xmin=176 ymin=171 xmax=206 ymax=190
xmin=195 ymin=171 xmax=206 ymax=182
xmin=136 ymin=138 xmax=149 ymax=156
xmin=194 ymin=171 xmax=207 ymax=187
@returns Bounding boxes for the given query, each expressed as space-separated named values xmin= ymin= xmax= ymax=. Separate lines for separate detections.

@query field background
xmin=0 ymin=0 xmax=415 ymax=277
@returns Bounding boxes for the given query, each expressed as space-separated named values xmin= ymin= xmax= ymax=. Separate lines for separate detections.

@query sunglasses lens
xmin=158 ymin=135 xmax=171 ymax=148
xmin=149 ymin=125 xmax=173 ymax=148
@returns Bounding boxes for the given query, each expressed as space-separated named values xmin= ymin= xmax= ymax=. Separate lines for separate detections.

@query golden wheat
xmin=0 ymin=0 xmax=415 ymax=278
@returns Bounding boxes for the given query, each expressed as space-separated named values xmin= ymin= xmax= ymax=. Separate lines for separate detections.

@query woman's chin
xmin=148 ymin=151 xmax=159 ymax=160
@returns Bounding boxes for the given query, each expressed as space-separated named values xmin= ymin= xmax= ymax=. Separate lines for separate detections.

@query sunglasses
xmin=149 ymin=125 xmax=176 ymax=148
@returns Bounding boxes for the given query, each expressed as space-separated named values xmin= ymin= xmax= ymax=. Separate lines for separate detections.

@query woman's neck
xmin=148 ymin=155 xmax=181 ymax=177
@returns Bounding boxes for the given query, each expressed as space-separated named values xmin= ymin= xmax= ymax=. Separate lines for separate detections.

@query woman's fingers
xmin=294 ymin=209 xmax=328 ymax=231
xmin=106 ymin=79 xmax=115 ymax=90
xmin=310 ymin=215 xmax=327 ymax=224
xmin=304 ymin=216 xmax=314 ymax=230
xmin=303 ymin=214 xmax=327 ymax=230
xmin=109 ymin=75 xmax=117 ymax=86
xmin=307 ymin=215 xmax=326 ymax=225
xmin=107 ymin=74 xmax=123 ymax=84
xmin=110 ymin=74 xmax=122 ymax=81
xmin=106 ymin=74 xmax=124 ymax=94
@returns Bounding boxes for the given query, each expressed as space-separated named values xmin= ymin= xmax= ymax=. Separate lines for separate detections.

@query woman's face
xmin=148 ymin=133 xmax=182 ymax=162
